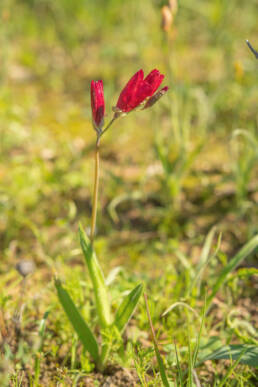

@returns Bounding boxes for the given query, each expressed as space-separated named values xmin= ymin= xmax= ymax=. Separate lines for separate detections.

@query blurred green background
xmin=1 ymin=0 xmax=257 ymax=261
xmin=0 ymin=0 xmax=258 ymax=384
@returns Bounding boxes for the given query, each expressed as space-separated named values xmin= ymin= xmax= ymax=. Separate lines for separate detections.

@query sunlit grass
xmin=0 ymin=0 xmax=257 ymax=385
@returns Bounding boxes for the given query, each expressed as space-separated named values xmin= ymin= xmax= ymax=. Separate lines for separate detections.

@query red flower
xmin=91 ymin=80 xmax=105 ymax=131
xmin=116 ymin=69 xmax=168 ymax=113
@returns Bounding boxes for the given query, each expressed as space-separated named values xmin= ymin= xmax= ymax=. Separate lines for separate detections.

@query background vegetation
xmin=0 ymin=0 xmax=257 ymax=385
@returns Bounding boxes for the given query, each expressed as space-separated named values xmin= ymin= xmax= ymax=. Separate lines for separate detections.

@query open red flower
xmin=91 ymin=80 xmax=105 ymax=131
xmin=116 ymin=69 xmax=168 ymax=113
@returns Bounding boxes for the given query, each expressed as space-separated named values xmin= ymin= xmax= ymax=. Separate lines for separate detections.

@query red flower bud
xmin=91 ymin=80 xmax=105 ymax=131
xmin=143 ymin=86 xmax=169 ymax=109
xmin=116 ymin=69 xmax=167 ymax=113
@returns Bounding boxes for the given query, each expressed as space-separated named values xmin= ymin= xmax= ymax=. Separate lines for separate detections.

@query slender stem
xmin=90 ymin=117 xmax=117 ymax=243
xmin=90 ymin=137 xmax=100 ymax=243
xmin=34 ymin=353 xmax=40 ymax=387
xmin=144 ymin=293 xmax=158 ymax=348
xmin=99 ymin=341 xmax=111 ymax=370
xmin=100 ymin=116 xmax=116 ymax=138
xmin=13 ymin=277 xmax=27 ymax=337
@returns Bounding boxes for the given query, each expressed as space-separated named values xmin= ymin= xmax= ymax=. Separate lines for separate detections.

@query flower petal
xmin=144 ymin=69 xmax=164 ymax=96
xmin=128 ymin=80 xmax=152 ymax=110
xmin=116 ymin=70 xmax=144 ymax=112
xmin=91 ymin=80 xmax=105 ymax=130
xmin=116 ymin=69 xmax=167 ymax=113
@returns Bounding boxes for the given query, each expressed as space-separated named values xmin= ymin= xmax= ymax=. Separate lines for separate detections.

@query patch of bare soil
xmin=10 ymin=363 xmax=139 ymax=386
xmin=79 ymin=365 xmax=139 ymax=386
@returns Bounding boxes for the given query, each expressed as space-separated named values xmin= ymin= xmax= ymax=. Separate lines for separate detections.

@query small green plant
xmin=230 ymin=128 xmax=258 ymax=209
xmin=55 ymin=70 xmax=168 ymax=370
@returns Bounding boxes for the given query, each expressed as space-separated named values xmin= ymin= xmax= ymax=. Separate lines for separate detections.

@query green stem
xmin=99 ymin=342 xmax=111 ymax=370
xmin=33 ymin=353 xmax=40 ymax=387
xmin=90 ymin=137 xmax=100 ymax=243
xmin=100 ymin=116 xmax=117 ymax=138
xmin=90 ymin=117 xmax=117 ymax=243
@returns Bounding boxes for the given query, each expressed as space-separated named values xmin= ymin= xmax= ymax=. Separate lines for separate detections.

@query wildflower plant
xmin=55 ymin=69 xmax=168 ymax=370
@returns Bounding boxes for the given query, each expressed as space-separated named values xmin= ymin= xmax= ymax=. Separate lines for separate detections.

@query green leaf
xmin=38 ymin=310 xmax=50 ymax=352
xmin=114 ymin=283 xmax=143 ymax=333
xmin=79 ymin=224 xmax=111 ymax=328
xmin=144 ymin=294 xmax=170 ymax=387
xmin=198 ymin=345 xmax=258 ymax=367
xmin=55 ymin=279 xmax=99 ymax=362
xmin=197 ymin=227 xmax=217 ymax=271
xmin=156 ymin=344 xmax=171 ymax=387
xmin=207 ymin=235 xmax=258 ymax=308
xmin=189 ymin=228 xmax=221 ymax=297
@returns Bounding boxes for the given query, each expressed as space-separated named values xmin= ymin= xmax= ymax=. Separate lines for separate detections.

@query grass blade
xmin=34 ymin=311 xmax=50 ymax=387
xmin=144 ymin=293 xmax=170 ymax=387
xmin=197 ymin=344 xmax=258 ymax=367
xmin=217 ymin=348 xmax=248 ymax=387
xmin=162 ymin=302 xmax=199 ymax=319
xmin=189 ymin=228 xmax=221 ymax=296
xmin=114 ymin=283 xmax=143 ymax=333
xmin=207 ymin=235 xmax=258 ymax=308
xmin=79 ymin=224 xmax=111 ymax=328
xmin=174 ymin=340 xmax=183 ymax=386
xmin=192 ymin=293 xmax=206 ymax=367
xmin=187 ymin=329 xmax=193 ymax=387
xmin=197 ymin=227 xmax=217 ymax=270
xmin=55 ymin=279 xmax=99 ymax=362
xmin=38 ymin=310 xmax=50 ymax=352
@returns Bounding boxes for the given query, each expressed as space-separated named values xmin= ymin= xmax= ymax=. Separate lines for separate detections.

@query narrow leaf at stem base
xmin=79 ymin=224 xmax=112 ymax=328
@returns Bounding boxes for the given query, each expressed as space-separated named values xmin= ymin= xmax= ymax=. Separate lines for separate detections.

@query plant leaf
xmin=198 ymin=345 xmax=258 ymax=367
xmin=106 ymin=266 xmax=123 ymax=286
xmin=79 ymin=224 xmax=111 ymax=328
xmin=38 ymin=310 xmax=50 ymax=352
xmin=55 ymin=279 xmax=99 ymax=362
xmin=144 ymin=293 xmax=170 ymax=387
xmin=188 ymin=228 xmax=221 ymax=297
xmin=161 ymin=302 xmax=199 ymax=319
xmin=108 ymin=191 xmax=143 ymax=223
xmin=207 ymin=235 xmax=258 ymax=308
xmin=196 ymin=227 xmax=217 ymax=271
xmin=114 ymin=283 xmax=143 ymax=333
